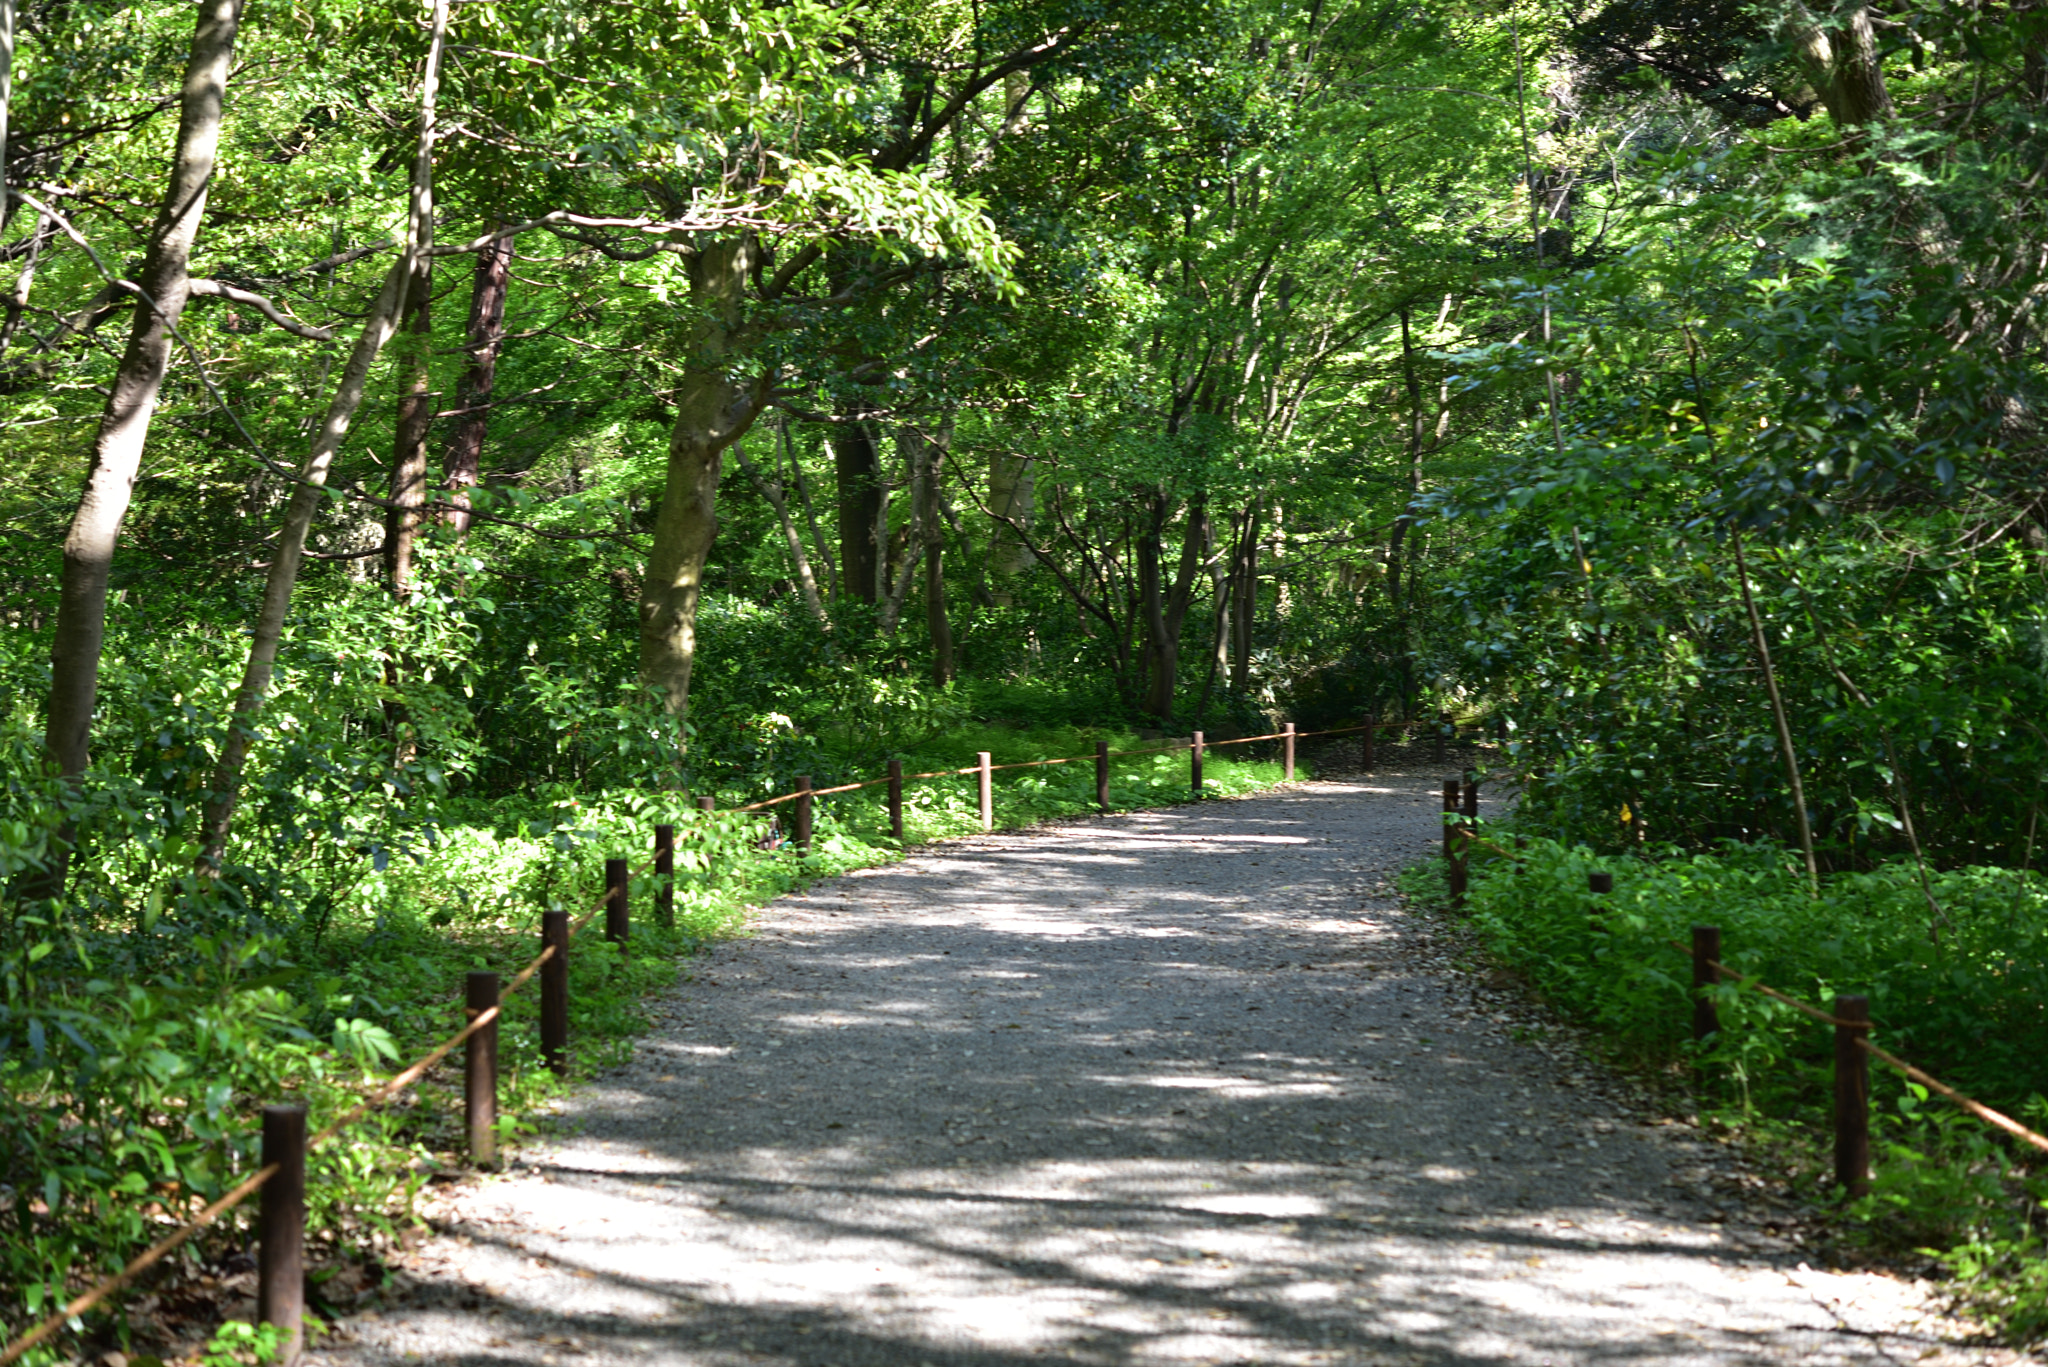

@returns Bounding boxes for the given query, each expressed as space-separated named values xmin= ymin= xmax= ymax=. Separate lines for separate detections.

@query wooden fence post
xmin=604 ymin=857 xmax=629 ymax=943
xmin=697 ymin=795 xmax=716 ymax=889
xmin=466 ymin=971 xmax=499 ymax=1164
xmin=1096 ymin=740 xmax=1110 ymax=811
xmin=1191 ymin=730 xmax=1204 ymax=794
xmin=1462 ymin=770 xmax=1478 ymax=823
xmin=1363 ymin=717 xmax=1375 ymax=773
xmin=794 ymin=776 xmax=813 ymax=851
xmin=888 ymin=758 xmax=904 ymax=840
xmin=1587 ymin=870 xmax=1612 ymax=933
xmin=654 ymin=824 xmax=675 ymax=928
xmin=1691 ymin=926 xmax=1720 ymax=1045
xmin=541 ymin=909 xmax=568 ymax=1073
xmin=1283 ymin=723 xmax=1295 ymax=781
xmin=258 ymin=1104 xmax=306 ymax=1364
xmin=1441 ymin=779 xmax=1459 ymax=864
xmin=1835 ymin=994 xmax=1871 ymax=1198
xmin=977 ymin=752 xmax=993 ymax=831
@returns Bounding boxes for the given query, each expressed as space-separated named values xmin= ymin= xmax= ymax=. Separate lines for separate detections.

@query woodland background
xmin=6 ymin=0 xmax=2048 ymax=1354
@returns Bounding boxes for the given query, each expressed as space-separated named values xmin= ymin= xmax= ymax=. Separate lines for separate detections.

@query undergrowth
xmin=0 ymin=733 xmax=1289 ymax=1363
xmin=1409 ymin=832 xmax=2048 ymax=1342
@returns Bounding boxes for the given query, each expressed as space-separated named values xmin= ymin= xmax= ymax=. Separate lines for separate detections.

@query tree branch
xmin=187 ymin=277 xmax=332 ymax=339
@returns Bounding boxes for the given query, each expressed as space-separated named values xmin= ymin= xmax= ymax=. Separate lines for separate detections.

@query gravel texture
xmin=316 ymin=760 xmax=1991 ymax=1367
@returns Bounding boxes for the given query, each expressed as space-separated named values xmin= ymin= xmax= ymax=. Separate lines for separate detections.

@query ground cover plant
xmin=1416 ymin=832 xmax=2048 ymax=1339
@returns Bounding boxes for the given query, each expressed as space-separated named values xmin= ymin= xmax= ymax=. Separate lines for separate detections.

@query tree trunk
xmin=40 ymin=0 xmax=242 ymax=802
xmin=199 ymin=0 xmax=446 ymax=870
xmin=0 ymin=0 xmax=17 ymax=213
xmin=637 ymin=237 xmax=771 ymax=713
xmin=1137 ymin=494 xmax=1207 ymax=722
xmin=1783 ymin=3 xmax=1893 ymax=128
xmin=444 ymin=226 xmax=511 ymax=532
xmin=924 ymin=433 xmax=954 ymax=680
xmin=834 ymin=411 xmax=882 ymax=604
xmin=877 ymin=429 xmax=919 ymax=636
xmin=383 ymin=256 xmax=434 ymax=594
xmin=989 ymin=450 xmax=1035 ymax=602
xmin=732 ymin=433 xmax=829 ymax=628
xmin=0 ymin=211 xmax=52 ymax=355
xmin=1230 ymin=502 xmax=1259 ymax=693
xmin=782 ymin=416 xmax=837 ymax=601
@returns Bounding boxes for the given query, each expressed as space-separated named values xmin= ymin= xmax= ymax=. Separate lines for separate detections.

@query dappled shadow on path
xmin=319 ymin=775 xmax=1952 ymax=1367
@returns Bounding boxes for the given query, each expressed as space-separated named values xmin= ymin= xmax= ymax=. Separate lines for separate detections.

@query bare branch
xmin=188 ymin=277 xmax=332 ymax=339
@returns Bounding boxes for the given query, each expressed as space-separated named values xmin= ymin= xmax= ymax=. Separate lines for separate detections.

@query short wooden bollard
xmin=604 ymin=857 xmax=629 ymax=943
xmin=1691 ymin=926 xmax=1720 ymax=1044
xmin=1834 ymin=995 xmax=1871 ymax=1197
xmin=258 ymin=1103 xmax=307 ymax=1364
xmin=1440 ymin=779 xmax=1459 ymax=863
xmin=697 ymin=796 xmax=716 ymax=888
xmin=793 ymin=775 xmax=813 ymax=850
xmin=1440 ymin=778 xmax=1467 ymax=903
xmin=1282 ymin=723 xmax=1295 ymax=781
xmin=1095 ymin=740 xmax=1110 ymax=810
xmin=654 ymin=824 xmax=675 ymax=928
xmin=1434 ymin=711 xmax=1450 ymax=762
xmin=977 ymin=751 xmax=993 ymax=831
xmin=1363 ymin=717 xmax=1376 ymax=773
xmin=466 ymin=971 xmax=499 ymax=1164
xmin=540 ymin=910 xmax=569 ymax=1073
xmin=887 ymin=759 xmax=904 ymax=840
xmin=1191 ymin=730 xmax=1204 ymax=794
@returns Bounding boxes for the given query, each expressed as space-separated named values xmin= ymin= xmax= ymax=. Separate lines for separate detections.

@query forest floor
xmin=312 ymin=754 xmax=2008 ymax=1367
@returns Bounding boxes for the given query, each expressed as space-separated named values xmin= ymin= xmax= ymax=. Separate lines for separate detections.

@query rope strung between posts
xmin=1667 ymin=941 xmax=2048 ymax=1156
xmin=6 ymin=718 xmax=1418 ymax=1360
xmin=0 ymin=862 xmax=644 ymax=1367
xmin=727 ymin=723 xmax=1381 ymax=812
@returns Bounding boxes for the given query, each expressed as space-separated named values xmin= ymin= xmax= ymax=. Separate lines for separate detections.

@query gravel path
xmin=318 ymin=763 xmax=1981 ymax=1367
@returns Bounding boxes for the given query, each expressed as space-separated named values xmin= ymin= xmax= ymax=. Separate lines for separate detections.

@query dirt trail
xmin=318 ymin=764 xmax=1980 ymax=1367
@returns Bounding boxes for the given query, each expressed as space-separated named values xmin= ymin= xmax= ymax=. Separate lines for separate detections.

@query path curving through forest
xmin=319 ymin=764 xmax=1976 ymax=1367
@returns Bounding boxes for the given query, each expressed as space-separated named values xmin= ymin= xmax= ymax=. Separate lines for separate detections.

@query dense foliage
xmin=4 ymin=0 xmax=2048 ymax=1351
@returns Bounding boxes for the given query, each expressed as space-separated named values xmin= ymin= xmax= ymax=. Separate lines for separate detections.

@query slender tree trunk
xmin=877 ymin=429 xmax=919 ymax=635
xmin=1732 ymin=530 xmax=1821 ymax=894
xmin=637 ymin=238 xmax=771 ymax=712
xmin=781 ymin=416 xmax=837 ymax=602
xmin=1230 ymin=501 xmax=1259 ymax=692
xmin=0 ymin=0 xmax=15 ymax=193
xmin=0 ymin=211 xmax=52 ymax=354
xmin=834 ymin=409 xmax=882 ymax=604
xmin=199 ymin=0 xmax=447 ymax=869
xmin=381 ymin=256 xmax=432 ymax=765
xmin=913 ymin=425 xmax=954 ymax=679
xmin=1137 ymin=495 xmax=1207 ymax=722
xmin=989 ymin=450 xmax=1035 ymax=603
xmin=41 ymin=0 xmax=243 ymax=795
xmin=383 ymin=256 xmax=433 ymax=594
xmin=733 ymin=434 xmax=829 ymax=628
xmin=444 ymin=226 xmax=511 ymax=533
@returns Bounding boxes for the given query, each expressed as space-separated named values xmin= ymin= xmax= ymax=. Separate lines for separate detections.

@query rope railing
xmin=6 ymin=715 xmax=1436 ymax=1363
xmin=727 ymin=721 xmax=1385 ymax=814
xmin=1439 ymin=791 xmax=2048 ymax=1193
xmin=1670 ymin=941 xmax=2048 ymax=1156
xmin=0 ymin=859 xmax=643 ymax=1367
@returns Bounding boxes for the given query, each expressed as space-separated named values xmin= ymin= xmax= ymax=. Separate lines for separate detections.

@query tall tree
xmin=40 ymin=0 xmax=244 ymax=790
